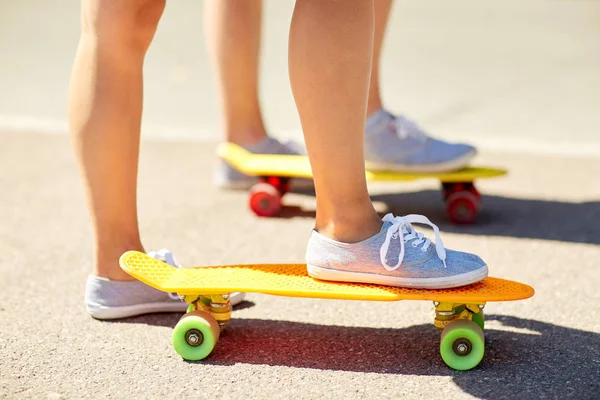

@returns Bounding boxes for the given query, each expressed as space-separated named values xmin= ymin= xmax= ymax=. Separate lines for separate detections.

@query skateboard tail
xmin=119 ymin=250 xmax=177 ymax=291
xmin=217 ymin=142 xmax=314 ymax=179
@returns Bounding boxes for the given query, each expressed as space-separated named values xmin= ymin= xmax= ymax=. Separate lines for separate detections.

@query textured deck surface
xmin=217 ymin=142 xmax=507 ymax=182
xmin=120 ymin=251 xmax=534 ymax=302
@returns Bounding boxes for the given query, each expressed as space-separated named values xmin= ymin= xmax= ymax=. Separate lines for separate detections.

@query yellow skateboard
xmin=120 ymin=251 xmax=534 ymax=370
xmin=218 ymin=142 xmax=506 ymax=224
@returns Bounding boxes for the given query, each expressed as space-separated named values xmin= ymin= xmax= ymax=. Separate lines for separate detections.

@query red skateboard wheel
xmin=249 ymin=183 xmax=282 ymax=217
xmin=446 ymin=191 xmax=479 ymax=224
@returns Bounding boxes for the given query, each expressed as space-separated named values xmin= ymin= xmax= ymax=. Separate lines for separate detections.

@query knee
xmin=80 ymin=0 xmax=166 ymax=54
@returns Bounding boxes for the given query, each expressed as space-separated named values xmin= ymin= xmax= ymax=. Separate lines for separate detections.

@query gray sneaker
xmin=306 ymin=213 xmax=488 ymax=288
xmin=214 ymin=137 xmax=308 ymax=190
xmin=364 ymin=110 xmax=477 ymax=173
xmin=85 ymin=249 xmax=245 ymax=320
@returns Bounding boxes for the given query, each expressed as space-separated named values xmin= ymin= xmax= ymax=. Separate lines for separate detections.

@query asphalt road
xmin=1 ymin=133 xmax=599 ymax=399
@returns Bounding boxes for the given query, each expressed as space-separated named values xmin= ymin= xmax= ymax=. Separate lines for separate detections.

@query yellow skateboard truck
xmin=120 ymin=251 xmax=534 ymax=371
xmin=218 ymin=142 xmax=506 ymax=224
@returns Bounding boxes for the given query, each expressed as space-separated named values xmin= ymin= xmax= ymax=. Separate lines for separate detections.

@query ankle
xmin=225 ymin=127 xmax=268 ymax=148
xmin=366 ymin=99 xmax=383 ymax=117
xmin=366 ymin=107 xmax=384 ymax=120
xmin=315 ymin=208 xmax=382 ymax=243
xmin=94 ymin=241 xmax=145 ymax=281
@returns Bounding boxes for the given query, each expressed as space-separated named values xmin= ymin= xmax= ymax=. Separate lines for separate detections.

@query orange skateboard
xmin=217 ymin=142 xmax=507 ymax=224
xmin=120 ymin=251 xmax=533 ymax=370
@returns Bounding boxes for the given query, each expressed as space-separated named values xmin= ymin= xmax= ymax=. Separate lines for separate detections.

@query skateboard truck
xmin=433 ymin=301 xmax=485 ymax=331
xmin=184 ymin=294 xmax=232 ymax=330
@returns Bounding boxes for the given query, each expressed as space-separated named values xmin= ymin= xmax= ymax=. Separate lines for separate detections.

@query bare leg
xmin=204 ymin=0 xmax=267 ymax=146
xmin=69 ymin=0 xmax=165 ymax=280
xmin=287 ymin=0 xmax=486 ymax=290
xmin=367 ymin=0 xmax=392 ymax=115
xmin=289 ymin=0 xmax=380 ymax=243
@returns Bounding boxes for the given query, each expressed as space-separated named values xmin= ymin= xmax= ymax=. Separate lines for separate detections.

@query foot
xmin=364 ymin=110 xmax=477 ymax=173
xmin=85 ymin=249 xmax=245 ymax=320
xmin=306 ymin=213 xmax=488 ymax=288
xmin=214 ymin=137 xmax=311 ymax=190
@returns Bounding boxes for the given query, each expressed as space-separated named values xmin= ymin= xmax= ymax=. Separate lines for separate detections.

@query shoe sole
xmin=86 ymin=301 xmax=189 ymax=320
xmin=364 ymin=150 xmax=477 ymax=173
xmin=87 ymin=292 xmax=246 ymax=320
xmin=307 ymin=264 xmax=489 ymax=289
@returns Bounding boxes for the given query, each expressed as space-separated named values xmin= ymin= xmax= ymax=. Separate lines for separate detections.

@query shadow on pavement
xmin=112 ymin=312 xmax=598 ymax=398
xmin=205 ymin=315 xmax=597 ymax=399
xmin=274 ymin=190 xmax=600 ymax=245
xmin=373 ymin=191 xmax=600 ymax=245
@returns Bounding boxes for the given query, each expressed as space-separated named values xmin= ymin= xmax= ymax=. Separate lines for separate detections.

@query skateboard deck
xmin=217 ymin=142 xmax=506 ymax=182
xmin=121 ymin=251 xmax=533 ymax=302
xmin=217 ymin=142 xmax=506 ymax=223
xmin=120 ymin=251 xmax=534 ymax=370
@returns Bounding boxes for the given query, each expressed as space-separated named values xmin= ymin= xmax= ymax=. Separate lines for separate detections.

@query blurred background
xmin=1 ymin=0 xmax=599 ymax=155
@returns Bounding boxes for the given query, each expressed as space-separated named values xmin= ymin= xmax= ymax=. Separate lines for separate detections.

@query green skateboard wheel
xmin=172 ymin=311 xmax=220 ymax=361
xmin=440 ymin=319 xmax=485 ymax=370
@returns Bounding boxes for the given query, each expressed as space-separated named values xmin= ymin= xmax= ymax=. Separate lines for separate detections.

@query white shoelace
xmin=379 ymin=213 xmax=447 ymax=271
xmin=392 ymin=115 xmax=428 ymax=142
